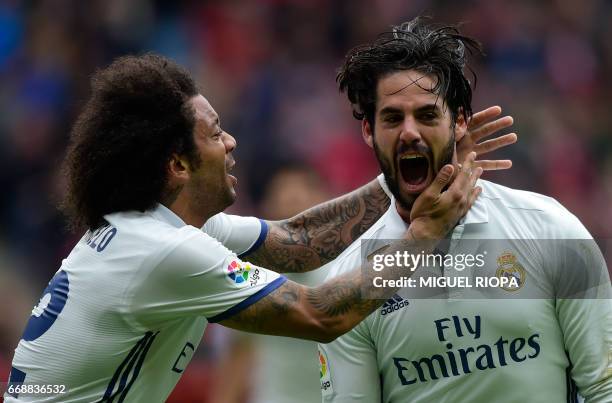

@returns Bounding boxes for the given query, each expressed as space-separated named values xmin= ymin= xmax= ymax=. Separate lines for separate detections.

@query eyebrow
xmin=379 ymin=106 xmax=404 ymax=116
xmin=379 ymin=103 xmax=441 ymax=116
xmin=415 ymin=103 xmax=442 ymax=113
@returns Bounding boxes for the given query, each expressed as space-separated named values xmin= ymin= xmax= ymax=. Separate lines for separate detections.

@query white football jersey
xmin=5 ymin=205 xmax=283 ymax=402
xmin=318 ymin=180 xmax=612 ymax=403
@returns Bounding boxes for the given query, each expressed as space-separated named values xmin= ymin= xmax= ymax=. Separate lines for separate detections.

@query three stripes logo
xmin=380 ymin=294 xmax=409 ymax=316
xmin=99 ymin=331 xmax=159 ymax=402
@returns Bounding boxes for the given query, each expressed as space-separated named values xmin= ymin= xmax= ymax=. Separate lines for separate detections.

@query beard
xmin=374 ymin=130 xmax=455 ymax=211
xmin=189 ymin=172 xmax=236 ymax=219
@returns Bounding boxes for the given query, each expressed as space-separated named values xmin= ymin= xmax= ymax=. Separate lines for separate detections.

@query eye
xmin=419 ymin=111 xmax=438 ymax=122
xmin=383 ymin=114 xmax=403 ymax=124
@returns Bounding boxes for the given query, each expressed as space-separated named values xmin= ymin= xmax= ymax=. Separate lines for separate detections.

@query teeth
xmin=400 ymin=155 xmax=425 ymax=160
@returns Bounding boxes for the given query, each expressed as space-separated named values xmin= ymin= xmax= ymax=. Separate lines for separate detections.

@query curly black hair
xmin=62 ymin=54 xmax=200 ymax=230
xmin=337 ymin=16 xmax=483 ymax=127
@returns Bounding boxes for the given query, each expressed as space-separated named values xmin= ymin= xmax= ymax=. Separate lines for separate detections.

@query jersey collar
xmin=388 ymin=179 xmax=490 ymax=227
xmin=149 ymin=203 xmax=187 ymax=228
xmin=460 ymin=179 xmax=489 ymax=225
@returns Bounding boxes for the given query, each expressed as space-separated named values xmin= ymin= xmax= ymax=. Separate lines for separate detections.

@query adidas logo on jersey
xmin=381 ymin=294 xmax=409 ymax=316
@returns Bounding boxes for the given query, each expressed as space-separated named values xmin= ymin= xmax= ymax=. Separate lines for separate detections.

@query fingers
xmin=473 ymin=160 xmax=513 ymax=171
xmin=468 ymin=106 xmax=502 ymax=128
xmin=467 ymin=186 xmax=483 ymax=210
xmin=464 ymin=167 xmax=483 ymax=213
xmin=474 ymin=133 xmax=517 ymax=156
xmin=443 ymin=152 xmax=481 ymax=217
xmin=452 ymin=151 xmax=481 ymax=195
xmin=470 ymin=116 xmax=514 ymax=142
xmin=453 ymin=151 xmax=477 ymax=189
xmin=426 ymin=164 xmax=455 ymax=196
xmin=470 ymin=167 xmax=483 ymax=187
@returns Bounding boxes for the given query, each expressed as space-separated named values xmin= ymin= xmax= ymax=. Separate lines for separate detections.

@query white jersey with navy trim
xmin=318 ymin=180 xmax=611 ymax=403
xmin=202 ymin=211 xmax=269 ymax=258
xmin=5 ymin=205 xmax=281 ymax=402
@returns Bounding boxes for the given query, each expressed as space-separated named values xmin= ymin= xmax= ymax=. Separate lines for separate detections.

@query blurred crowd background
xmin=0 ymin=0 xmax=611 ymax=402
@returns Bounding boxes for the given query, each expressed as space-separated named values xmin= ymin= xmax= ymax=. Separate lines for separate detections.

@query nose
xmin=223 ymin=131 xmax=237 ymax=153
xmin=398 ymin=116 xmax=422 ymax=144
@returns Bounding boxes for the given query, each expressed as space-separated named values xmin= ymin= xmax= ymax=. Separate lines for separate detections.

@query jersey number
xmin=9 ymin=271 xmax=70 ymax=397
xmin=22 ymin=270 xmax=70 ymax=341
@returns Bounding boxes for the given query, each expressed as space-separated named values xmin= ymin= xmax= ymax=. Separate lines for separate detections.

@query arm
xmin=248 ymin=106 xmax=516 ymax=273
xmin=219 ymin=155 xmax=482 ymax=342
xmin=220 ymin=234 xmax=419 ymax=343
xmin=247 ymin=177 xmax=390 ymax=273
xmin=558 ymin=298 xmax=612 ymax=402
xmin=554 ymin=236 xmax=612 ymax=402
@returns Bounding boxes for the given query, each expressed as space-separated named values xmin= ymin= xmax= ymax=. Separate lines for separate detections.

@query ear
xmin=362 ymin=119 xmax=374 ymax=148
xmin=454 ymin=109 xmax=468 ymax=142
xmin=167 ymin=154 xmax=191 ymax=185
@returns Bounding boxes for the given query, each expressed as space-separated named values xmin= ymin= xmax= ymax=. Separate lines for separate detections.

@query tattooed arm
xmin=220 ymin=155 xmax=482 ymax=342
xmin=246 ymin=106 xmax=515 ymax=274
xmin=247 ymin=178 xmax=390 ymax=273
xmin=220 ymin=246 xmax=402 ymax=343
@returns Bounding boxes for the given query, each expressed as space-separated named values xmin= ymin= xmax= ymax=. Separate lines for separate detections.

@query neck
xmin=394 ymin=199 xmax=412 ymax=223
xmin=163 ymin=196 xmax=213 ymax=228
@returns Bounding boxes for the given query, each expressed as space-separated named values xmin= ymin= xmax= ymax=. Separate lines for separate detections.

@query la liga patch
xmin=318 ymin=346 xmax=333 ymax=396
xmin=227 ymin=260 xmax=251 ymax=285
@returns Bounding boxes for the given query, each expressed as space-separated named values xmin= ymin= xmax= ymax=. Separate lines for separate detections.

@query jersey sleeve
xmin=201 ymin=212 xmax=267 ymax=257
xmin=318 ymin=318 xmax=381 ymax=402
xmin=552 ymin=212 xmax=612 ymax=402
xmin=557 ymin=298 xmax=612 ymax=402
xmin=129 ymin=226 xmax=286 ymax=327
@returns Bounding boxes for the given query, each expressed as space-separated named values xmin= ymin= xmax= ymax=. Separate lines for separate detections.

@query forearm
xmin=247 ymin=178 xmax=390 ymax=273
xmin=221 ymin=232 xmax=437 ymax=343
xmin=304 ymin=235 xmax=436 ymax=341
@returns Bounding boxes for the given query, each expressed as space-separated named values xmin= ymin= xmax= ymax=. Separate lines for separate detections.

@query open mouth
xmin=399 ymin=154 xmax=430 ymax=190
xmin=226 ymin=159 xmax=237 ymax=185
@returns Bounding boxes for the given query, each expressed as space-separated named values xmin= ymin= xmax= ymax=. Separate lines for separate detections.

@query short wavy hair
xmin=62 ymin=54 xmax=200 ymax=230
xmin=337 ymin=16 xmax=483 ymax=127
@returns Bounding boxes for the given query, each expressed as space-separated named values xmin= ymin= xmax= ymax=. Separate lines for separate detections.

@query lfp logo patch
xmin=227 ymin=260 xmax=251 ymax=285
xmin=319 ymin=349 xmax=327 ymax=378
xmin=318 ymin=347 xmax=333 ymax=396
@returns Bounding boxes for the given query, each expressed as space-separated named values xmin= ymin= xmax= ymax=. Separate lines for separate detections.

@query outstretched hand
xmin=457 ymin=106 xmax=517 ymax=171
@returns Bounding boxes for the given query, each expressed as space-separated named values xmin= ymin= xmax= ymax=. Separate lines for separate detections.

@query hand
xmin=408 ymin=152 xmax=482 ymax=240
xmin=457 ymin=106 xmax=517 ymax=171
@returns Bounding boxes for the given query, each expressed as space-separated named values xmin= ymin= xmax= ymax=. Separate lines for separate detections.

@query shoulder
xmin=478 ymin=180 xmax=591 ymax=239
xmin=479 ymin=180 xmax=564 ymax=212
xmin=103 ymin=210 xmax=222 ymax=259
xmin=202 ymin=212 xmax=264 ymax=255
xmin=110 ymin=213 xmax=236 ymax=292
xmin=203 ymin=212 xmax=260 ymax=232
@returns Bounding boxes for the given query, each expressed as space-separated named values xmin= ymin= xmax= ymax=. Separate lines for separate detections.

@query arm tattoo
xmin=303 ymin=238 xmax=429 ymax=322
xmin=306 ymin=283 xmax=358 ymax=317
xmin=219 ymin=237 xmax=438 ymax=340
xmin=305 ymin=280 xmax=378 ymax=317
xmin=248 ymin=179 xmax=390 ymax=273
xmin=220 ymin=281 xmax=302 ymax=333
xmin=270 ymin=287 xmax=299 ymax=316
xmin=219 ymin=277 xmax=380 ymax=338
